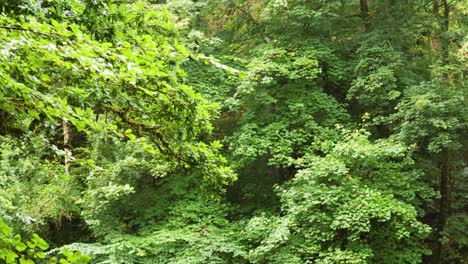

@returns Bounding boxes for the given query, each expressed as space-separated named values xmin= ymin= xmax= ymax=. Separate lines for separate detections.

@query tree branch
xmin=0 ymin=25 xmax=62 ymax=38
xmin=235 ymin=6 xmax=271 ymax=43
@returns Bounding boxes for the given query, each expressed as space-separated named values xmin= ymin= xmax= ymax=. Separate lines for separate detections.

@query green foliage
xmin=0 ymin=219 xmax=90 ymax=264
xmin=0 ymin=135 xmax=80 ymax=227
xmin=348 ymin=46 xmax=404 ymax=117
xmin=0 ymin=0 xmax=237 ymax=262
xmin=0 ymin=0 xmax=466 ymax=263
xmin=0 ymin=0 xmax=234 ymax=193
xmin=228 ymin=45 xmax=350 ymax=168
xmin=66 ymin=170 xmax=248 ymax=263
xmin=244 ymin=131 xmax=431 ymax=263
xmin=395 ymin=81 xmax=467 ymax=153
xmin=83 ymin=225 xmax=246 ymax=264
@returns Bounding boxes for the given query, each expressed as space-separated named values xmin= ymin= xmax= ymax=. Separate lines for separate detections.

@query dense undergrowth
xmin=0 ymin=0 xmax=466 ymax=263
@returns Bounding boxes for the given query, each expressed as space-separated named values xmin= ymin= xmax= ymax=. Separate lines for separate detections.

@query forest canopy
xmin=0 ymin=0 xmax=466 ymax=263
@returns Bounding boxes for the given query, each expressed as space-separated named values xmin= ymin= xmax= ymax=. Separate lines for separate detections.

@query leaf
xmin=32 ymin=233 xmax=49 ymax=250
xmin=28 ymin=109 xmax=40 ymax=120
xmin=34 ymin=251 xmax=46 ymax=258
xmin=15 ymin=242 xmax=27 ymax=252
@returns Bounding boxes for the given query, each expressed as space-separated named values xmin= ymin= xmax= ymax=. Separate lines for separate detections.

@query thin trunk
xmin=63 ymin=119 xmax=71 ymax=175
xmin=431 ymin=0 xmax=450 ymax=61
xmin=236 ymin=6 xmax=270 ymax=43
xmin=433 ymin=149 xmax=451 ymax=264
xmin=360 ymin=0 xmax=370 ymax=30
xmin=431 ymin=0 xmax=440 ymax=52
xmin=441 ymin=0 xmax=450 ymax=66
xmin=431 ymin=3 xmax=451 ymax=263
xmin=433 ymin=0 xmax=439 ymax=16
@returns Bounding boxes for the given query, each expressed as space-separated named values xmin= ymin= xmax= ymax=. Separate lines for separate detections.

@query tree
xmin=0 ymin=0 xmax=235 ymax=254
xmin=244 ymin=130 xmax=431 ymax=263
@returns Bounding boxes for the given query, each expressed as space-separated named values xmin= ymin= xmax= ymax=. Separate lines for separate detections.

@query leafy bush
xmin=0 ymin=219 xmax=90 ymax=264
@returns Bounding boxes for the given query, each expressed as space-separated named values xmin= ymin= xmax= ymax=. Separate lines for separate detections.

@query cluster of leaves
xmin=0 ymin=0 xmax=235 ymax=192
xmin=0 ymin=135 xmax=81 ymax=229
xmin=0 ymin=219 xmax=90 ymax=263
xmin=228 ymin=45 xmax=350 ymax=168
xmin=243 ymin=131 xmax=432 ymax=263
xmin=81 ymin=134 xmax=248 ymax=263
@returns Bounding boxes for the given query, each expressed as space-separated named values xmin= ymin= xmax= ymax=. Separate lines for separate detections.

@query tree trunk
xmin=63 ymin=119 xmax=71 ymax=175
xmin=441 ymin=0 xmax=450 ymax=67
xmin=431 ymin=0 xmax=450 ymax=61
xmin=430 ymin=0 xmax=441 ymax=51
xmin=431 ymin=3 xmax=451 ymax=263
xmin=433 ymin=0 xmax=439 ymax=16
xmin=360 ymin=0 xmax=370 ymax=31
xmin=432 ymin=149 xmax=451 ymax=264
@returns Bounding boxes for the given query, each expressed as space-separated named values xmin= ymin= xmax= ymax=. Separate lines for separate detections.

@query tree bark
xmin=63 ymin=119 xmax=71 ymax=175
xmin=432 ymin=149 xmax=451 ymax=264
xmin=441 ymin=0 xmax=450 ymax=66
xmin=360 ymin=0 xmax=370 ymax=31
xmin=430 ymin=0 xmax=441 ymax=51
xmin=431 ymin=0 xmax=450 ymax=61
xmin=433 ymin=0 xmax=439 ymax=16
